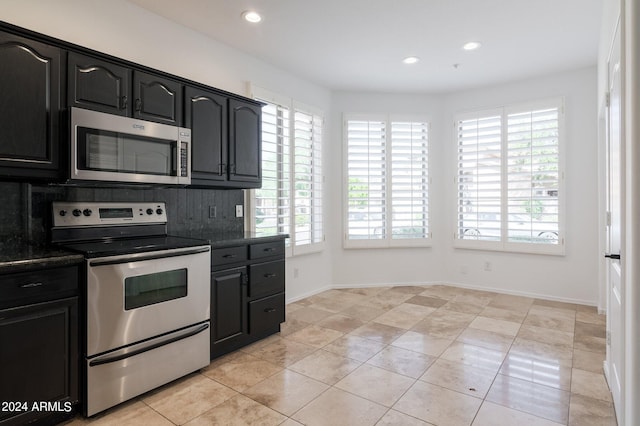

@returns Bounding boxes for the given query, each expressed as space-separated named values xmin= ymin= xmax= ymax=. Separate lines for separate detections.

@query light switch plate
xmin=235 ymin=205 xmax=244 ymax=218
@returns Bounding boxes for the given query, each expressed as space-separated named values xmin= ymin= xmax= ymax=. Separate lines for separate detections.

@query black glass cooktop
xmin=60 ymin=235 xmax=209 ymax=259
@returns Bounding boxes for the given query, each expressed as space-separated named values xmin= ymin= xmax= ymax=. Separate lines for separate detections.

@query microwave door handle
xmin=88 ymin=322 xmax=209 ymax=367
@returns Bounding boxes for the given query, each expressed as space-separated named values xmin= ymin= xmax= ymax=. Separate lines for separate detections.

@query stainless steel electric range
xmin=51 ymin=201 xmax=211 ymax=417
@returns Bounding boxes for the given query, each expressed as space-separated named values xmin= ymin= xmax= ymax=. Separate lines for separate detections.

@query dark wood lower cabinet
xmin=211 ymin=267 xmax=247 ymax=356
xmin=210 ymin=239 xmax=286 ymax=359
xmin=0 ymin=297 xmax=78 ymax=425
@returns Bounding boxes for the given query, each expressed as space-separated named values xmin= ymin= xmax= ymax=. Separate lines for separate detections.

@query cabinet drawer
xmin=211 ymin=246 xmax=247 ymax=269
xmin=249 ymin=241 xmax=285 ymax=260
xmin=249 ymin=260 xmax=284 ymax=299
xmin=0 ymin=266 xmax=78 ymax=309
xmin=249 ymin=293 xmax=285 ymax=336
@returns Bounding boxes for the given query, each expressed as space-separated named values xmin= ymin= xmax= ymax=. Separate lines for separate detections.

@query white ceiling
xmin=129 ymin=0 xmax=603 ymax=94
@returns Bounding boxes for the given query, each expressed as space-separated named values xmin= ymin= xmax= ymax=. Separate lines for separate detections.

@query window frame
xmin=343 ymin=113 xmax=431 ymax=249
xmin=247 ymin=86 xmax=325 ymax=257
xmin=453 ymin=97 xmax=565 ymax=255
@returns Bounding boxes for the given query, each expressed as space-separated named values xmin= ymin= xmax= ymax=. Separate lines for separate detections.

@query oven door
xmin=86 ymin=245 xmax=210 ymax=357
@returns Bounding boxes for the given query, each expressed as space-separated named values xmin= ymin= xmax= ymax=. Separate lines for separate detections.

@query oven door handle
xmin=88 ymin=322 xmax=210 ymax=367
xmin=89 ymin=246 xmax=210 ymax=267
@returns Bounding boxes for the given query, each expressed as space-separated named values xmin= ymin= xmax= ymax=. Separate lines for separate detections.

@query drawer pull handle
xmin=263 ymin=247 xmax=275 ymax=252
xmin=264 ymin=307 xmax=276 ymax=313
xmin=222 ymin=254 xmax=237 ymax=259
xmin=263 ymin=273 xmax=277 ymax=278
xmin=20 ymin=282 xmax=43 ymax=288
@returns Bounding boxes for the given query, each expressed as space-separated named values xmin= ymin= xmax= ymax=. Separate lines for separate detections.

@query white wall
xmin=1 ymin=0 xmax=334 ymax=302
xmin=329 ymin=92 xmax=447 ymax=288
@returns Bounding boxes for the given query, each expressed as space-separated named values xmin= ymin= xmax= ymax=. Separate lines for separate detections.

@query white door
xmin=606 ymin=20 xmax=623 ymax=421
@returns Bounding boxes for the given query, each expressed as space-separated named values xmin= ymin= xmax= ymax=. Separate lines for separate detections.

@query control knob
xmin=156 ymin=208 xmax=163 ymax=215
xmin=146 ymin=208 xmax=154 ymax=215
xmin=72 ymin=209 xmax=82 ymax=217
xmin=83 ymin=209 xmax=92 ymax=217
xmin=59 ymin=210 xmax=67 ymax=217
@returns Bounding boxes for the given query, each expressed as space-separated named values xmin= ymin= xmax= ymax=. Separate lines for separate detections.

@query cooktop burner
xmin=61 ymin=235 xmax=209 ymax=258
xmin=51 ymin=201 xmax=209 ymax=257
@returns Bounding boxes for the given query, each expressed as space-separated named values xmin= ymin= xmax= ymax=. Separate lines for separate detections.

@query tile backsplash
xmin=0 ymin=181 xmax=244 ymax=245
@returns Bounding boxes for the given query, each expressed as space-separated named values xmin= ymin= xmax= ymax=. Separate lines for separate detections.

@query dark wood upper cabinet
xmin=68 ymin=52 xmax=131 ymax=116
xmin=0 ymin=32 xmax=61 ymax=180
xmin=185 ymin=86 xmax=227 ymax=185
xmin=133 ymin=71 xmax=182 ymax=126
xmin=68 ymin=54 xmax=182 ymax=126
xmin=229 ymin=99 xmax=261 ymax=187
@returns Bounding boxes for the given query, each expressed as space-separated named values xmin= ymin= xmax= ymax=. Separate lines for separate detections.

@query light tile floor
xmin=68 ymin=285 xmax=617 ymax=426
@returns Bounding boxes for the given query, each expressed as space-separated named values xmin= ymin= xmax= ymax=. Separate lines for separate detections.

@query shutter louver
xmin=457 ymin=115 xmax=502 ymax=241
xmin=346 ymin=120 xmax=386 ymax=240
xmin=507 ymin=107 xmax=560 ymax=244
xmin=391 ymin=121 xmax=429 ymax=239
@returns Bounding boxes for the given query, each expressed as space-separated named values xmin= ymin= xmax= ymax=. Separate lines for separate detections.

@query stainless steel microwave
xmin=70 ymin=107 xmax=191 ymax=185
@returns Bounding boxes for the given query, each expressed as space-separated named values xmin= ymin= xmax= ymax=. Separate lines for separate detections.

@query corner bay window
xmin=344 ymin=116 xmax=430 ymax=248
xmin=455 ymin=98 xmax=564 ymax=254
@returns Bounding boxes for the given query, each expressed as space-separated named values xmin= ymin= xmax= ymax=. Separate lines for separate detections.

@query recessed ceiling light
xmin=402 ymin=56 xmax=420 ymax=65
xmin=242 ymin=10 xmax=262 ymax=23
xmin=463 ymin=41 xmax=482 ymax=51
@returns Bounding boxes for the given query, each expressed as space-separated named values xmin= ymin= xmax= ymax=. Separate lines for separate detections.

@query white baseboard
xmin=286 ymin=280 xmax=598 ymax=307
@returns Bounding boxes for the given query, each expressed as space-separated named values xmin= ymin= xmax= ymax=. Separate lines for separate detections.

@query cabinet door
xmin=68 ymin=52 xmax=131 ymax=116
xmin=133 ymin=71 xmax=182 ymax=125
xmin=0 ymin=297 xmax=78 ymax=424
xmin=0 ymin=32 xmax=61 ymax=179
xmin=185 ymin=86 xmax=227 ymax=185
xmin=211 ymin=267 xmax=247 ymax=358
xmin=228 ymin=99 xmax=261 ymax=186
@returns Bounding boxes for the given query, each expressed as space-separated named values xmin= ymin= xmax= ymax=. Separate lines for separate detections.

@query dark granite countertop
xmin=0 ymin=239 xmax=84 ymax=274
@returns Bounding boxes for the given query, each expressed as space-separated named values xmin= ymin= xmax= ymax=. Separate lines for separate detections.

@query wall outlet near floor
xmin=293 ymin=268 xmax=299 ymax=278
xmin=483 ymin=261 xmax=492 ymax=271
xmin=235 ymin=205 xmax=244 ymax=218
xmin=209 ymin=206 xmax=216 ymax=218
xmin=460 ymin=265 xmax=468 ymax=275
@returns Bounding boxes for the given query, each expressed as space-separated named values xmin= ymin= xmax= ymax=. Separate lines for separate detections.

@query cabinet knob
xmin=120 ymin=95 xmax=128 ymax=110
xmin=135 ymin=98 xmax=142 ymax=112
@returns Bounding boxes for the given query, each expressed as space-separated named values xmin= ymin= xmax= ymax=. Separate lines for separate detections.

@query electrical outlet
xmin=235 ymin=205 xmax=244 ymax=218
xmin=209 ymin=206 xmax=216 ymax=218
xmin=460 ymin=265 xmax=468 ymax=275
xmin=483 ymin=261 xmax=492 ymax=272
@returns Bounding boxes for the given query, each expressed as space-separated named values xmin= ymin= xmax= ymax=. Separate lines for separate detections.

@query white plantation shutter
xmin=345 ymin=116 xmax=430 ymax=247
xmin=255 ymin=101 xmax=290 ymax=239
xmin=456 ymin=113 xmax=502 ymax=242
xmin=252 ymin=87 xmax=324 ymax=254
xmin=454 ymin=98 xmax=564 ymax=254
xmin=293 ymin=109 xmax=323 ymax=248
xmin=506 ymin=105 xmax=560 ymax=245
xmin=391 ymin=121 xmax=429 ymax=239
xmin=346 ymin=119 xmax=387 ymax=241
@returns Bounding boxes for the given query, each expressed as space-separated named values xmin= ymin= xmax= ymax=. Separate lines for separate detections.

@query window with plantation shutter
xmin=254 ymin=101 xmax=290 ymax=240
xmin=251 ymin=86 xmax=324 ymax=255
xmin=454 ymin=98 xmax=564 ymax=255
xmin=293 ymin=108 xmax=323 ymax=249
xmin=345 ymin=115 xmax=430 ymax=248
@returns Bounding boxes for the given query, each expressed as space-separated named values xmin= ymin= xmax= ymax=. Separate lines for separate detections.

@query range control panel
xmin=52 ymin=202 xmax=168 ymax=227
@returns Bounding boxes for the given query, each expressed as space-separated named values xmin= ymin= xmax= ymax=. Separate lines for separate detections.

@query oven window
xmin=77 ymin=127 xmax=177 ymax=176
xmin=124 ymin=269 xmax=187 ymax=310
